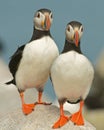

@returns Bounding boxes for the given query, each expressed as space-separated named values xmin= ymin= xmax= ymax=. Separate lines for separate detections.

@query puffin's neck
xmin=62 ymin=39 xmax=82 ymax=54
xmin=30 ymin=27 xmax=52 ymax=42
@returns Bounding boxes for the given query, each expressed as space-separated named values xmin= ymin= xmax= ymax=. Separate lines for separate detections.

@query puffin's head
xmin=65 ymin=21 xmax=83 ymax=47
xmin=34 ymin=8 xmax=53 ymax=31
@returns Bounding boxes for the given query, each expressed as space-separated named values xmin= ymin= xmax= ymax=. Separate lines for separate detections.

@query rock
xmin=0 ymin=104 xmax=96 ymax=130
xmin=0 ymin=59 xmax=12 ymax=84
xmin=0 ymin=84 xmax=51 ymax=114
xmin=0 ymin=60 xmax=96 ymax=130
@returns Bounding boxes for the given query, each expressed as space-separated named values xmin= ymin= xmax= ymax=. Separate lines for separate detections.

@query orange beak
xmin=74 ymin=31 xmax=79 ymax=47
xmin=45 ymin=15 xmax=51 ymax=30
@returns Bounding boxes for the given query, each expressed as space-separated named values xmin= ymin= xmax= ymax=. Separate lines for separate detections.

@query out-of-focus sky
xmin=0 ymin=0 xmax=104 ymax=99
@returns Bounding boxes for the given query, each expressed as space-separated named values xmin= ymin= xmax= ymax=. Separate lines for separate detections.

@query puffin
xmin=51 ymin=21 xmax=94 ymax=128
xmin=6 ymin=8 xmax=59 ymax=115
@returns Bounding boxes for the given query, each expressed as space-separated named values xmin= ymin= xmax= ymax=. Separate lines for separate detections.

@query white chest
xmin=51 ymin=51 xmax=94 ymax=100
xmin=16 ymin=36 xmax=59 ymax=89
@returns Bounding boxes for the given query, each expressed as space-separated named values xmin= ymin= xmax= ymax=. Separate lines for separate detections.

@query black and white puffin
xmin=51 ymin=21 xmax=94 ymax=128
xmin=6 ymin=8 xmax=59 ymax=115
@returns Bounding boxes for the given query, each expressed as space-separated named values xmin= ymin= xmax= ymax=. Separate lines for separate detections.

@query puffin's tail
xmin=5 ymin=79 xmax=15 ymax=85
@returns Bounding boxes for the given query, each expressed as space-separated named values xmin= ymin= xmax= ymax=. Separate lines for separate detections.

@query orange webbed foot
xmin=52 ymin=115 xmax=69 ymax=129
xmin=70 ymin=101 xmax=84 ymax=125
xmin=70 ymin=111 xmax=84 ymax=125
xmin=22 ymin=103 xmax=35 ymax=115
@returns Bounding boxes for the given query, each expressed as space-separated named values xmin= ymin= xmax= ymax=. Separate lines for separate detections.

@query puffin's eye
xmin=37 ymin=12 xmax=40 ymax=18
xmin=81 ymin=27 xmax=83 ymax=32
xmin=67 ymin=26 xmax=70 ymax=32
xmin=50 ymin=14 xmax=53 ymax=19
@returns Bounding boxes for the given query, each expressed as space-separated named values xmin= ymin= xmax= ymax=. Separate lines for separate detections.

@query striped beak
xmin=41 ymin=14 xmax=51 ymax=30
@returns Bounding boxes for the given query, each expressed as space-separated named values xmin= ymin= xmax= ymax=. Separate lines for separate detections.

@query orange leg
xmin=52 ymin=103 xmax=69 ymax=129
xmin=70 ymin=100 xmax=84 ymax=125
xmin=35 ymin=91 xmax=52 ymax=105
xmin=20 ymin=92 xmax=35 ymax=115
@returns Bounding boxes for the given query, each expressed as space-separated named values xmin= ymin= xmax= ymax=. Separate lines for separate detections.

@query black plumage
xmin=30 ymin=28 xmax=51 ymax=42
xmin=69 ymin=21 xmax=82 ymax=29
xmin=37 ymin=8 xmax=51 ymax=14
xmin=6 ymin=45 xmax=25 ymax=85
xmin=62 ymin=40 xmax=82 ymax=54
xmin=9 ymin=45 xmax=25 ymax=77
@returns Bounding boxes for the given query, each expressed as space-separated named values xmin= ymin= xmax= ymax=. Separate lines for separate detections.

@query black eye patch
xmin=37 ymin=12 xmax=40 ymax=18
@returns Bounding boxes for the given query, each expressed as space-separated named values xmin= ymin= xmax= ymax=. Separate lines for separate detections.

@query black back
xmin=62 ymin=39 xmax=82 ymax=54
xmin=9 ymin=45 xmax=25 ymax=78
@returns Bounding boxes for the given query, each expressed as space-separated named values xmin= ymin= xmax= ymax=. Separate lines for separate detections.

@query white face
xmin=65 ymin=24 xmax=83 ymax=42
xmin=34 ymin=11 xmax=53 ymax=31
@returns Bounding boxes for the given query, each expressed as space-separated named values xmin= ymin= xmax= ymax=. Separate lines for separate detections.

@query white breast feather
xmin=16 ymin=36 xmax=59 ymax=90
xmin=51 ymin=51 xmax=94 ymax=101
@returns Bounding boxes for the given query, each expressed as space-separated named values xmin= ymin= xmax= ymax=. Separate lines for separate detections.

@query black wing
xmin=9 ymin=45 xmax=25 ymax=77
